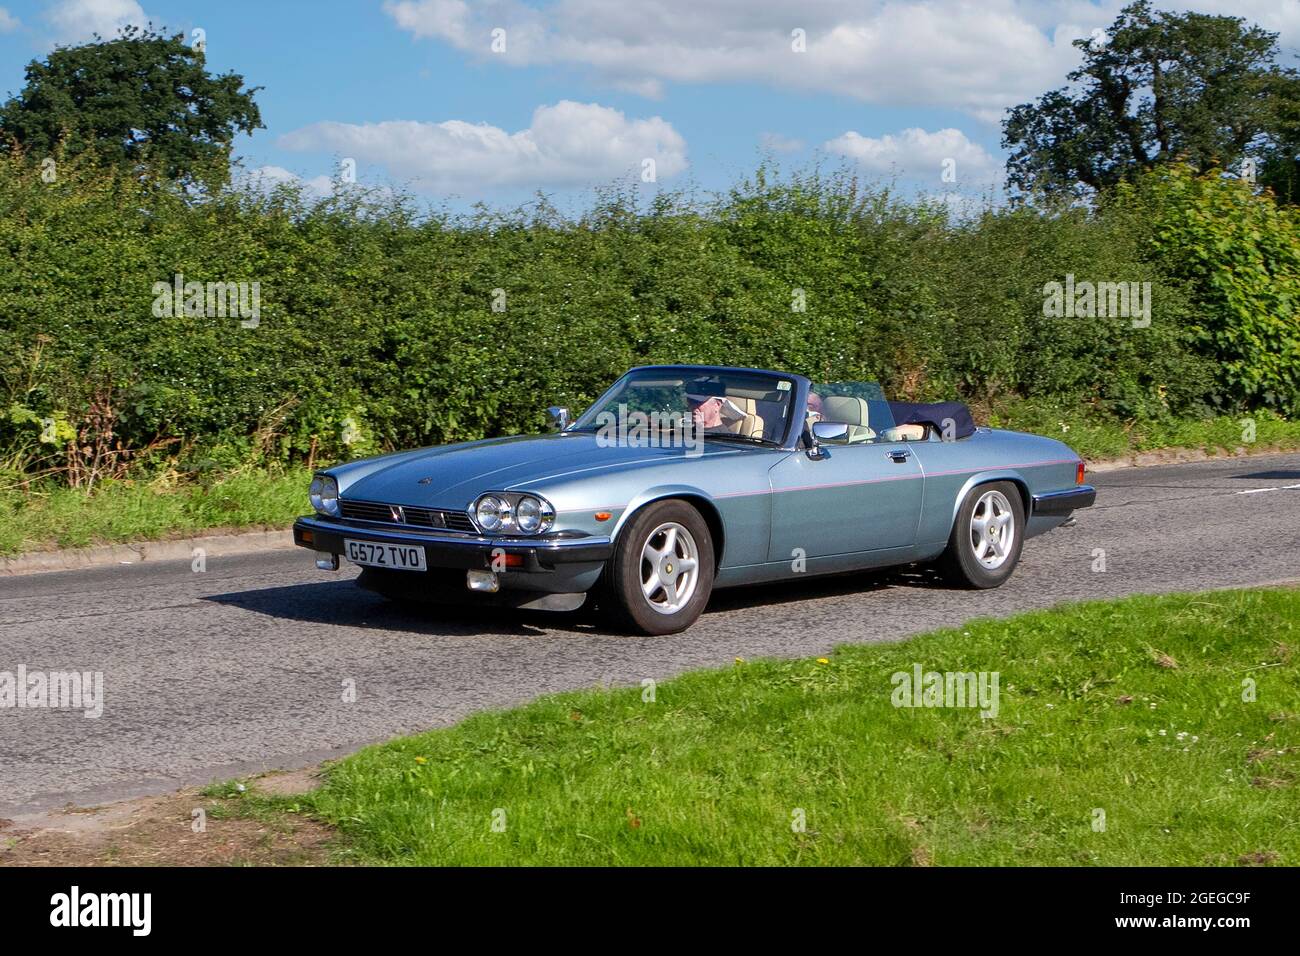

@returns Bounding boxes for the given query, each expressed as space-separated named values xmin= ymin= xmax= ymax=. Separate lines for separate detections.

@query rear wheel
xmin=940 ymin=481 xmax=1024 ymax=588
xmin=606 ymin=499 xmax=715 ymax=635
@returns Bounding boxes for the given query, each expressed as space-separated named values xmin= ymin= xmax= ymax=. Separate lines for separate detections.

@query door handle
xmin=887 ymin=449 xmax=911 ymax=462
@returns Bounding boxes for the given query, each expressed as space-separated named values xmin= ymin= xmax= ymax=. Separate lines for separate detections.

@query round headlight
xmin=310 ymin=475 xmax=339 ymax=516
xmin=516 ymin=496 xmax=542 ymax=533
xmin=317 ymin=475 xmax=340 ymax=516
xmin=476 ymin=495 xmax=509 ymax=531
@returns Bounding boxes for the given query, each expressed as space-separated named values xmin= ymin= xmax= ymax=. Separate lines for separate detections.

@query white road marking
xmin=1236 ymin=483 xmax=1300 ymax=495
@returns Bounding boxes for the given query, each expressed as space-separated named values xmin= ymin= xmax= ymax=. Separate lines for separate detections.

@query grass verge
xmin=226 ymin=587 xmax=1298 ymax=866
xmin=987 ymin=405 xmax=1300 ymax=461
xmin=0 ymin=468 xmax=310 ymax=555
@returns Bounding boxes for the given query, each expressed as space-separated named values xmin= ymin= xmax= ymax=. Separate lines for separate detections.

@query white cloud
xmin=760 ymin=132 xmax=804 ymax=154
xmin=383 ymin=0 xmax=1083 ymax=121
xmin=241 ymin=165 xmax=336 ymax=199
xmin=383 ymin=1 xmax=1300 ymax=122
xmin=1020 ymin=0 xmax=1300 ymax=54
xmin=278 ymin=100 xmax=688 ymax=193
xmin=0 ymin=7 xmax=20 ymax=33
xmin=825 ymin=127 xmax=1001 ymax=186
xmin=45 ymin=0 xmax=149 ymax=44
xmin=384 ymin=0 xmax=473 ymax=45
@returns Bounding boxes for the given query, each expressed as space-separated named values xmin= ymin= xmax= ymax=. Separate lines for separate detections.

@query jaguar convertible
xmin=293 ymin=365 xmax=1095 ymax=634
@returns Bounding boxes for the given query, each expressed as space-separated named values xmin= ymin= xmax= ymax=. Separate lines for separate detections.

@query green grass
xmin=0 ymin=468 xmax=310 ymax=555
xmin=988 ymin=404 xmax=1300 ymax=461
xmin=244 ymin=588 xmax=1300 ymax=866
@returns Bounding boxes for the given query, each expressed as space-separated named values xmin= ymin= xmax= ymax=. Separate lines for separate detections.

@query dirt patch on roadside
xmin=1087 ymin=443 xmax=1297 ymax=472
xmin=0 ymin=772 xmax=335 ymax=867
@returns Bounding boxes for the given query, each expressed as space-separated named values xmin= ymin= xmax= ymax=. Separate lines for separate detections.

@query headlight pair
xmin=473 ymin=493 xmax=554 ymax=535
xmin=309 ymin=475 xmax=340 ymax=516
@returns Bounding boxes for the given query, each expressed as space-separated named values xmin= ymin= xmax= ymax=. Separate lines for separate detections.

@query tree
xmin=1002 ymin=1 xmax=1299 ymax=201
xmin=0 ymin=25 xmax=263 ymax=188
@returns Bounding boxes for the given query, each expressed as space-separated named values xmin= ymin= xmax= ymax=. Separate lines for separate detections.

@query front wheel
xmin=940 ymin=481 xmax=1024 ymax=588
xmin=606 ymin=500 xmax=715 ymax=635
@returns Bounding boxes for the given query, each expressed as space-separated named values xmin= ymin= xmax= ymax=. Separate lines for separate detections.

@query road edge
xmin=0 ymin=528 xmax=294 ymax=576
xmin=1084 ymin=442 xmax=1298 ymax=473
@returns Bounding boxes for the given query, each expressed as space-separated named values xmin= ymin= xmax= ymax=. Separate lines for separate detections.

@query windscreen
xmin=572 ymin=369 xmax=796 ymax=445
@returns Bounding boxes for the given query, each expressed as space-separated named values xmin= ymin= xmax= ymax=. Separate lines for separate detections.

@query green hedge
xmin=0 ymin=159 xmax=1292 ymax=483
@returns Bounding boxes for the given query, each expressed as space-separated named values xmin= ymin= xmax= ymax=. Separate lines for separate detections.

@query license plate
xmin=343 ymin=538 xmax=428 ymax=572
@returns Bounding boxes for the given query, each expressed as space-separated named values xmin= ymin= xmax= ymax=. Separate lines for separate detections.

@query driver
xmin=687 ymin=394 xmax=748 ymax=431
xmin=688 ymin=394 xmax=726 ymax=429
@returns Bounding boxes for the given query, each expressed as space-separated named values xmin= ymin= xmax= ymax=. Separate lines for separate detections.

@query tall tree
xmin=0 ymin=25 xmax=263 ymax=188
xmin=1002 ymin=1 xmax=1299 ymax=201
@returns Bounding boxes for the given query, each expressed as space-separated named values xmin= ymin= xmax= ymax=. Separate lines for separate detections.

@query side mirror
xmin=806 ymin=420 xmax=849 ymax=458
xmin=547 ymin=406 xmax=570 ymax=432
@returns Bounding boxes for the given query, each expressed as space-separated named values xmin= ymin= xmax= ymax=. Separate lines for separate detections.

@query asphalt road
xmin=2 ymin=453 xmax=1298 ymax=814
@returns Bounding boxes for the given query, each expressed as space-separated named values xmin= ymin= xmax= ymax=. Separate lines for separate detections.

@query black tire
xmin=605 ymin=499 xmax=715 ymax=635
xmin=939 ymin=481 xmax=1025 ymax=588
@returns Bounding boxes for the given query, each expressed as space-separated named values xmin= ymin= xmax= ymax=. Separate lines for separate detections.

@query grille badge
xmin=389 ymin=505 xmax=405 ymax=523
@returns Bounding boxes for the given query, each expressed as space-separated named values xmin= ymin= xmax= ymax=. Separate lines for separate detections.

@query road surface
xmin=1 ymin=453 xmax=1298 ymax=814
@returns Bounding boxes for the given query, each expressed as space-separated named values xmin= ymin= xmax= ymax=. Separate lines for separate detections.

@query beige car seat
xmin=821 ymin=396 xmax=876 ymax=443
xmin=879 ymin=423 xmax=927 ymax=441
xmin=723 ymin=397 xmax=766 ymax=438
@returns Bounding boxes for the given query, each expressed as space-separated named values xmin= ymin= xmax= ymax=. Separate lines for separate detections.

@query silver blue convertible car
xmin=294 ymin=365 xmax=1095 ymax=634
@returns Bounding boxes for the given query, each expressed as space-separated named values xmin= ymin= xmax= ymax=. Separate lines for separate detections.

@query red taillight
xmin=1076 ymin=461 xmax=1086 ymax=485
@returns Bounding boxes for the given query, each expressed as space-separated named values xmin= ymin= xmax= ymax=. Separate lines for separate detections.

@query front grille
xmin=340 ymin=499 xmax=477 ymax=533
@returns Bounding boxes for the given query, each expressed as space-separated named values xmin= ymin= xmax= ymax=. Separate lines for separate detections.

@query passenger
xmin=805 ymin=391 xmax=824 ymax=428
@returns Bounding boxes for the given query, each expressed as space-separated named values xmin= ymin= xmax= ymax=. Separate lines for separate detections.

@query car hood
xmin=334 ymin=433 xmax=746 ymax=508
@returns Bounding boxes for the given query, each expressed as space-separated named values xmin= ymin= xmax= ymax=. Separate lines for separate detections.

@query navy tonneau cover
xmin=886 ymin=401 xmax=977 ymax=439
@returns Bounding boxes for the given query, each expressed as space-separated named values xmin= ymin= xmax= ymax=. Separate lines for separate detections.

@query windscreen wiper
xmin=703 ymin=433 xmax=779 ymax=446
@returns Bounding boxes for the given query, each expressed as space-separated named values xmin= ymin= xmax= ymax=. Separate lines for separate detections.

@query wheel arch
xmin=946 ymin=471 xmax=1031 ymax=538
xmin=612 ymin=487 xmax=726 ymax=570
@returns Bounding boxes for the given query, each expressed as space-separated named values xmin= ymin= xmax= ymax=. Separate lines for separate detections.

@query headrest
xmin=729 ymin=396 xmax=757 ymax=414
xmin=823 ymin=395 xmax=869 ymax=427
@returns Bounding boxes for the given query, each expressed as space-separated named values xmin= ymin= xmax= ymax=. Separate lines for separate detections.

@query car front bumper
xmin=292 ymin=515 xmax=613 ymax=593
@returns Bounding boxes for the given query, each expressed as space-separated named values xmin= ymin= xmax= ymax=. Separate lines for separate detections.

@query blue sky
xmin=1 ymin=0 xmax=1296 ymax=210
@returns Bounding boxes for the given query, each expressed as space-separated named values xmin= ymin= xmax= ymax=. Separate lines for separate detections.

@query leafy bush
xmin=1115 ymin=166 xmax=1300 ymax=415
xmin=0 ymin=157 xmax=1289 ymax=485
